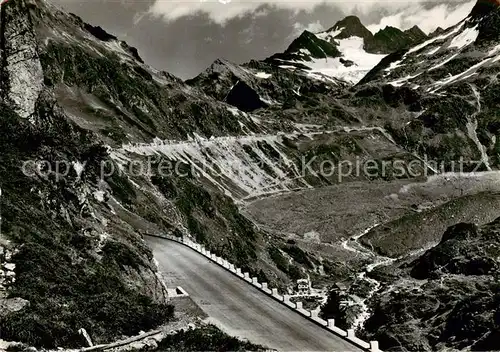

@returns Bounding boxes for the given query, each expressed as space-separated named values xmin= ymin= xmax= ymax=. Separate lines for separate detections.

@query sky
xmin=51 ymin=0 xmax=476 ymax=79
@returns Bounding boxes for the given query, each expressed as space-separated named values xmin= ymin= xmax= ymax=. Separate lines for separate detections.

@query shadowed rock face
xmin=470 ymin=0 xmax=500 ymax=45
xmin=284 ymin=30 xmax=342 ymax=57
xmin=225 ymin=81 xmax=268 ymax=112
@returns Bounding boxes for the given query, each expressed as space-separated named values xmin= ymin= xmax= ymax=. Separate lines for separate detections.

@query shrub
xmin=154 ymin=325 xmax=264 ymax=351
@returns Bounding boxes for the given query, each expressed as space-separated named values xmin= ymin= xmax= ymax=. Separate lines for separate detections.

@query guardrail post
xmin=251 ymin=277 xmax=261 ymax=287
xmin=347 ymin=329 xmax=355 ymax=339
xmin=161 ymin=235 xmax=376 ymax=351
xmin=283 ymin=295 xmax=296 ymax=308
xmin=78 ymin=328 xmax=93 ymax=347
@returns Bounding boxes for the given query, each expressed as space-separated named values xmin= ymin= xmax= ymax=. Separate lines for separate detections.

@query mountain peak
xmin=469 ymin=0 xmax=500 ymax=44
xmin=292 ymin=30 xmax=317 ymax=42
xmin=364 ymin=24 xmax=427 ymax=54
xmin=470 ymin=0 xmax=500 ymax=17
xmin=376 ymin=26 xmax=404 ymax=36
xmin=334 ymin=15 xmax=363 ymax=26
xmin=430 ymin=27 xmax=445 ymax=37
xmin=326 ymin=15 xmax=373 ymax=41
xmin=283 ymin=30 xmax=341 ymax=58
xmin=405 ymin=25 xmax=426 ymax=38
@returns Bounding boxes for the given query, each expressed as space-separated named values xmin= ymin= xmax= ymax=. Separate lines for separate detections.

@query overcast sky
xmin=51 ymin=0 xmax=475 ymax=79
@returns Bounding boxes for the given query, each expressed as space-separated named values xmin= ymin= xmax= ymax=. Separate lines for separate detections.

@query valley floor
xmin=243 ymin=171 xmax=500 ymax=334
xmin=245 ymin=171 xmax=500 ymax=249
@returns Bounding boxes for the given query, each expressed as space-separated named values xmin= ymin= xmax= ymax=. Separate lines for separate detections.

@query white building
xmin=296 ymin=279 xmax=311 ymax=295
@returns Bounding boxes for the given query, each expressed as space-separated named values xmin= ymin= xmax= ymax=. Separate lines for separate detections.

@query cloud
xmin=55 ymin=0 xmax=477 ymax=79
xmin=366 ymin=0 xmax=475 ymax=34
xmin=147 ymin=0 xmax=400 ymax=24
xmin=147 ymin=0 xmax=475 ymax=27
xmin=291 ymin=20 xmax=325 ymax=37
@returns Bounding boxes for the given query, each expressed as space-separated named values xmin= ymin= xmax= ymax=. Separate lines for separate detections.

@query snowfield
xmin=288 ymin=36 xmax=386 ymax=84
xmin=255 ymin=72 xmax=272 ymax=79
xmin=315 ymin=27 xmax=344 ymax=42
xmin=449 ymin=25 xmax=479 ymax=49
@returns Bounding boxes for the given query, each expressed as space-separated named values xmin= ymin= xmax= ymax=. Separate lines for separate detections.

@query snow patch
xmin=303 ymin=231 xmax=321 ymax=242
xmin=279 ymin=65 xmax=298 ymax=70
xmin=429 ymin=53 xmax=459 ymax=71
xmin=299 ymin=48 xmax=312 ymax=56
xmin=388 ymin=73 xmax=422 ymax=87
xmin=226 ymin=106 xmax=242 ymax=117
xmin=430 ymin=53 xmax=498 ymax=90
xmin=72 ymin=161 xmax=86 ymax=179
xmin=259 ymin=96 xmax=278 ymax=106
xmin=449 ymin=25 xmax=479 ymax=50
xmin=315 ymin=28 xmax=344 ymax=42
xmin=425 ymin=46 xmax=441 ymax=56
xmin=384 ymin=59 xmax=403 ymax=72
xmin=407 ymin=22 xmax=464 ymax=55
xmin=255 ymin=72 xmax=272 ymax=79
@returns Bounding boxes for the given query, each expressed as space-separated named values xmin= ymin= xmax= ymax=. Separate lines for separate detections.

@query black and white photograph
xmin=0 ymin=0 xmax=499 ymax=351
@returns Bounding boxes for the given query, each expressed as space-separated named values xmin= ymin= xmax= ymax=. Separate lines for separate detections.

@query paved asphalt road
xmin=147 ymin=236 xmax=362 ymax=352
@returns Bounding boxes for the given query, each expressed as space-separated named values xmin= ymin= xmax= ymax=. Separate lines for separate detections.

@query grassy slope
xmin=361 ymin=192 xmax=500 ymax=257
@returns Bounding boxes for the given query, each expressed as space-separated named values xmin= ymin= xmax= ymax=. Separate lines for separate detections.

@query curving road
xmin=146 ymin=236 xmax=362 ymax=352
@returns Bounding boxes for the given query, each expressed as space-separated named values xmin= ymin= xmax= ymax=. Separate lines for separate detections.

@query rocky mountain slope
xmin=1 ymin=0 xmax=500 ymax=350
xmin=357 ymin=0 xmax=500 ymax=169
xmin=0 ymin=0 xmax=178 ymax=348
xmin=360 ymin=218 xmax=500 ymax=351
